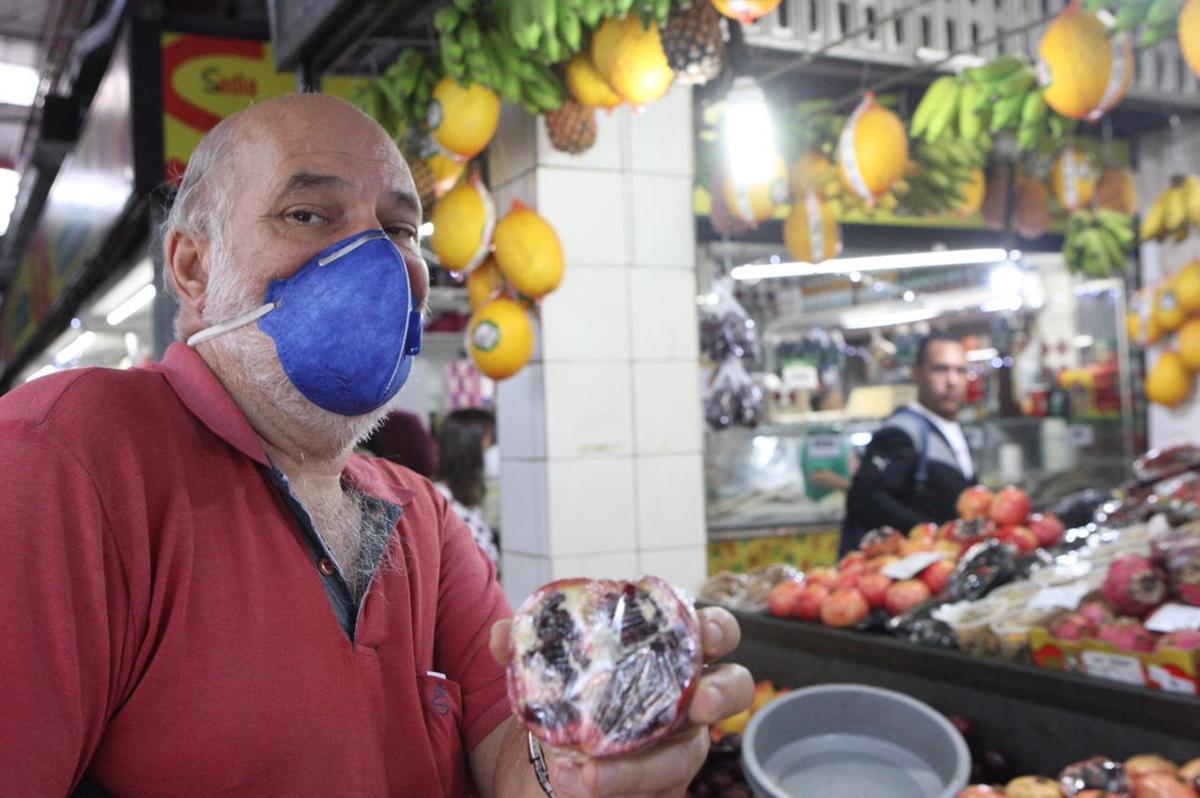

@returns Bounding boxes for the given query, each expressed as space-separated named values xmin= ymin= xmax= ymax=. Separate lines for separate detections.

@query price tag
xmin=1145 ymin=603 xmax=1200 ymax=634
xmin=1029 ymin=584 xmax=1091 ymax=611
xmin=782 ymin=363 xmax=819 ymax=391
xmin=1147 ymin=664 xmax=1197 ymax=695
xmin=807 ymin=435 xmax=842 ymax=459
xmin=1081 ymin=651 xmax=1145 ymax=686
xmin=1066 ymin=425 xmax=1095 ymax=447
xmin=882 ymin=552 xmax=946 ymax=581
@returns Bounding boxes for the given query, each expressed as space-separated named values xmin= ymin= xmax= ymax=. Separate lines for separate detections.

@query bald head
xmin=163 ymin=93 xmax=426 ymax=339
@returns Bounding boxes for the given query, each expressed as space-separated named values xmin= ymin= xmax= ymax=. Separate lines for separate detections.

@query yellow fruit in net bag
xmin=724 ymin=152 xmax=790 ymax=225
xmin=429 ymin=179 xmax=495 ymax=273
xmin=838 ymin=93 xmax=909 ymax=203
xmin=468 ymin=297 xmax=535 ymax=381
xmin=467 ymin=257 xmax=504 ymax=312
xmin=1050 ymin=148 xmax=1097 ymax=211
xmin=784 ymin=192 xmax=840 ymax=263
xmin=1146 ymin=351 xmax=1191 ymax=407
xmin=429 ymin=78 xmax=501 ymax=159
xmin=711 ymin=0 xmax=783 ymax=23
xmin=1038 ymin=6 xmax=1134 ymax=121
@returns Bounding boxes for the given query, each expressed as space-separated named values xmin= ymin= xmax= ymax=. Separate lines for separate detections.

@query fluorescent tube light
xmin=55 ymin=331 xmax=95 ymax=365
xmin=731 ymin=248 xmax=1009 ymax=281
xmin=106 ymin=284 xmax=156 ymax=326
xmin=841 ymin=307 xmax=939 ymax=330
xmin=0 ymin=63 xmax=38 ymax=107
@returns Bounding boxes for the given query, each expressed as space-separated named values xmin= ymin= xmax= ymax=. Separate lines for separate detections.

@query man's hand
xmin=488 ymin=606 xmax=753 ymax=797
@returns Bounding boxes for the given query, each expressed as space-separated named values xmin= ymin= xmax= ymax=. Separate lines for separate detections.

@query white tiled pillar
xmin=489 ymin=87 xmax=706 ymax=607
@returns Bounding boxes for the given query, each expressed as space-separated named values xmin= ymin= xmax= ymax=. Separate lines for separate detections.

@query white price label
xmin=1081 ymin=650 xmax=1145 ymax=686
xmin=1066 ymin=425 xmax=1095 ymax=447
xmin=1029 ymin=584 xmax=1091 ymax=611
xmin=1145 ymin=603 xmax=1200 ymax=634
xmin=807 ymin=435 xmax=842 ymax=459
xmin=782 ymin=363 xmax=819 ymax=391
xmin=882 ymin=552 xmax=946 ymax=581
xmin=1147 ymin=664 xmax=1197 ymax=695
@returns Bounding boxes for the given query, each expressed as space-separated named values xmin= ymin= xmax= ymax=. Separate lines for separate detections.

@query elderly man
xmin=0 ymin=94 xmax=751 ymax=796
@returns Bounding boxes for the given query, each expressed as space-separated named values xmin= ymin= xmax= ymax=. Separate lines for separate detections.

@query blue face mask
xmin=187 ymin=229 xmax=423 ymax=416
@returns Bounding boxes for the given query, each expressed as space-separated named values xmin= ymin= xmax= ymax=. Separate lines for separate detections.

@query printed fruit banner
xmin=162 ymin=34 xmax=367 ymax=180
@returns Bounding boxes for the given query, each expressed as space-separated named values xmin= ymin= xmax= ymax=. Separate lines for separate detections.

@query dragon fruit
xmin=1052 ymin=613 xmax=1097 ymax=641
xmin=1102 ymin=555 xmax=1167 ymax=616
xmin=1170 ymin=559 xmax=1200 ymax=606
xmin=1096 ymin=618 xmax=1158 ymax=653
xmin=1079 ymin=600 xmax=1116 ymax=627
xmin=1156 ymin=630 xmax=1200 ymax=652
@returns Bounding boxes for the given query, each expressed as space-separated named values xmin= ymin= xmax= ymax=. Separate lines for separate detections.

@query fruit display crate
xmin=722 ymin=606 xmax=1200 ymax=775
xmin=743 ymin=0 xmax=1200 ymax=109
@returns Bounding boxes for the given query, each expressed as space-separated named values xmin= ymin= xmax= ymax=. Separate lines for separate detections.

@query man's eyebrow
xmin=380 ymin=189 xmax=423 ymax=218
xmin=276 ymin=171 xmax=353 ymax=196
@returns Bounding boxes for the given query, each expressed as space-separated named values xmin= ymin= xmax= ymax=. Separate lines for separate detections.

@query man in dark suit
xmin=841 ymin=332 xmax=976 ymax=555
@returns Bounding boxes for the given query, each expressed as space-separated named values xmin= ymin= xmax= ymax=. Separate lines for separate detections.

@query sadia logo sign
xmin=199 ymin=66 xmax=257 ymax=96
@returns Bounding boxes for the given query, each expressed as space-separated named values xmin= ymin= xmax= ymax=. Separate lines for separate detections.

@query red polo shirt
xmin=0 ymin=344 xmax=513 ymax=796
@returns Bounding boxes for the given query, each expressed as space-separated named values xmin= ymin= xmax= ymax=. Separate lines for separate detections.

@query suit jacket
xmin=840 ymin=407 xmax=974 ymax=556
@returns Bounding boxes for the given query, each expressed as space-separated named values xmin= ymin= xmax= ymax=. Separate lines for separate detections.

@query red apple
xmin=861 ymin=529 xmax=905 ymax=557
xmin=1133 ymin=771 xmax=1198 ymax=798
xmin=988 ymin=485 xmax=1031 ymax=527
xmin=839 ymin=552 xmax=868 ymax=572
xmin=807 ymin=567 xmax=839 ymax=589
xmin=920 ymin=559 xmax=956 ymax=595
xmin=858 ymin=572 xmax=893 ymax=608
xmin=884 ymin=579 xmax=933 ymax=615
xmin=793 ymin=583 xmax=831 ymax=622
xmin=768 ymin=580 xmax=806 ymax=618
xmin=1028 ymin=512 xmax=1065 ymax=548
xmin=866 ymin=555 xmax=902 ymax=574
xmin=997 ymin=525 xmax=1039 ymax=555
xmin=836 ymin=570 xmax=862 ymax=590
xmin=820 ymin=588 xmax=870 ymax=627
xmin=957 ymin=485 xmax=994 ymax=520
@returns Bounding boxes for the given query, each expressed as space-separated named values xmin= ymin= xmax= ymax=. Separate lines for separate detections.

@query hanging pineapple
xmin=661 ymin=1 xmax=727 ymax=86
xmin=544 ymin=100 xmax=598 ymax=154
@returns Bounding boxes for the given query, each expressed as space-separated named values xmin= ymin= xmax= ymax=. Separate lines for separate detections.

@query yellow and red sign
xmin=161 ymin=33 xmax=366 ymax=180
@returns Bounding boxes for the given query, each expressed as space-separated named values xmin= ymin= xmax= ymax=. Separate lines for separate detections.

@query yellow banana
xmin=1164 ymin=185 xmax=1188 ymax=236
xmin=1141 ymin=192 xmax=1168 ymax=241
xmin=1184 ymin=175 xmax=1200 ymax=229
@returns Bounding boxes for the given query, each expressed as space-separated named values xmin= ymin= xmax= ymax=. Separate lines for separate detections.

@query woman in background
xmin=435 ymin=408 xmax=500 ymax=571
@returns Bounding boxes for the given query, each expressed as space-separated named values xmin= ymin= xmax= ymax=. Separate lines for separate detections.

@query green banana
xmin=1146 ymin=0 xmax=1186 ymax=26
xmin=434 ymin=6 xmax=461 ymax=34
xmin=994 ymin=67 xmax=1037 ymax=98
xmin=990 ymin=93 xmax=1026 ymax=132
xmin=559 ymin=5 xmax=583 ymax=52
xmin=924 ymin=79 xmax=962 ymax=141
xmin=966 ymin=54 xmax=1027 ymax=84
xmin=1020 ymin=91 xmax=1047 ymax=127
xmin=452 ymin=0 xmax=475 ymax=12
xmin=958 ymin=82 xmax=986 ymax=141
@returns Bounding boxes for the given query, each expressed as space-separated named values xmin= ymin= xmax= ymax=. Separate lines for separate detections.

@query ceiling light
xmin=841 ymin=307 xmax=939 ymax=330
xmin=968 ymin=347 xmax=999 ymax=362
xmin=55 ymin=331 xmax=95 ymax=365
xmin=724 ymin=76 xmax=779 ymax=187
xmin=731 ymin=248 xmax=1009 ymax=281
xmin=0 ymin=62 xmax=38 ymax=107
xmin=106 ymin=284 xmax=157 ymax=326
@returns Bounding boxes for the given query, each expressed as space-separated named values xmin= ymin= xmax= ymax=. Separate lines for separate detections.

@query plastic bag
xmin=705 ymin=358 xmax=764 ymax=430
xmin=942 ymin=539 xmax=1019 ymax=603
xmin=506 ymin=576 xmax=703 ymax=759
xmin=699 ymin=278 xmax=762 ymax=363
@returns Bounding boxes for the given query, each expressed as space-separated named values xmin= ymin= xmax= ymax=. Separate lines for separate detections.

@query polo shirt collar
xmin=153 ymin=343 xmax=416 ymax=505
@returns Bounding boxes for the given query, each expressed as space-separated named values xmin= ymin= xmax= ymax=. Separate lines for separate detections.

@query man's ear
xmin=165 ymin=229 xmax=212 ymax=317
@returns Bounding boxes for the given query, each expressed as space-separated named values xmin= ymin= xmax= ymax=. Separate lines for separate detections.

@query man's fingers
xmin=699 ymin=606 xmax=741 ymax=661
xmin=688 ymin=662 xmax=755 ymax=726
xmin=488 ymin=618 xmax=512 ymax=667
xmin=548 ymin=727 xmax=709 ymax=797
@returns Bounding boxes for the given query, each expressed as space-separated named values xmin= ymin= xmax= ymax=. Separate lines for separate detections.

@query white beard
xmin=199 ymin=241 xmax=400 ymax=456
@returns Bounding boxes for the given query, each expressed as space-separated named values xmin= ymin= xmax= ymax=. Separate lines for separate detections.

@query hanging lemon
xmin=467 ymin=257 xmax=504 ymax=312
xmin=1050 ymin=148 xmax=1097 ymax=211
xmin=468 ymin=297 xmax=535 ymax=381
xmin=784 ymin=192 xmax=840 ymax=263
xmin=711 ymin=0 xmax=783 ymax=23
xmin=1183 ymin=0 xmax=1200 ymax=78
xmin=565 ymin=54 xmax=622 ymax=109
xmin=958 ymin=168 xmax=987 ymax=217
xmin=493 ymin=200 xmax=565 ymax=299
xmin=591 ymin=15 xmax=674 ymax=106
xmin=724 ymin=152 xmax=789 ymax=225
xmin=838 ymin=93 xmax=909 ymax=203
xmin=1180 ymin=318 xmax=1200 ymax=371
xmin=1154 ymin=285 xmax=1186 ymax=332
xmin=1038 ymin=6 xmax=1134 ymax=121
xmin=1146 ymin=351 xmax=1191 ymax=407
xmin=429 ymin=78 xmax=501 ymax=160
xmin=429 ymin=179 xmax=495 ymax=273
xmin=1174 ymin=261 xmax=1200 ymax=314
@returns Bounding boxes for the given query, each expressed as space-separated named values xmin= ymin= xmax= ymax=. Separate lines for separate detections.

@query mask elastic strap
xmin=186 ymin=302 xmax=277 ymax=347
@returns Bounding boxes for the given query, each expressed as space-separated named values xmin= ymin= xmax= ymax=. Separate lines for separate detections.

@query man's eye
xmin=386 ymin=226 xmax=417 ymax=241
xmin=288 ymin=210 xmax=325 ymax=224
